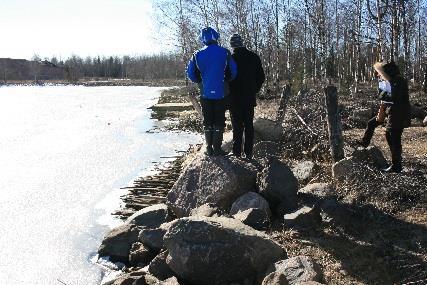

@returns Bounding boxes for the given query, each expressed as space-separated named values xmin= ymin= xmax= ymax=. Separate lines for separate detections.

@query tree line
xmin=155 ymin=0 xmax=427 ymax=92
xmin=34 ymin=54 xmax=184 ymax=82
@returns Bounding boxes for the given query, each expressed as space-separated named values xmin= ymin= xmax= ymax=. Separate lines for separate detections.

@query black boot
xmin=213 ymin=129 xmax=227 ymax=156
xmin=381 ymin=164 xmax=402 ymax=173
xmin=204 ymin=129 xmax=213 ymax=156
xmin=382 ymin=129 xmax=403 ymax=173
xmin=359 ymin=117 xmax=380 ymax=147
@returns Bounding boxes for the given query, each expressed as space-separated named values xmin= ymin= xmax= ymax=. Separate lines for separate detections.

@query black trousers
xmin=362 ymin=116 xmax=403 ymax=167
xmin=230 ymin=104 xmax=255 ymax=156
xmin=201 ymin=98 xmax=226 ymax=131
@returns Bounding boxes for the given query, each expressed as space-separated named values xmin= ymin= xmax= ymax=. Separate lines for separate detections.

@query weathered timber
xmin=188 ymin=91 xmax=203 ymax=118
xmin=114 ymin=147 xmax=194 ymax=220
xmin=324 ymin=85 xmax=344 ymax=163
xmin=276 ymin=84 xmax=292 ymax=123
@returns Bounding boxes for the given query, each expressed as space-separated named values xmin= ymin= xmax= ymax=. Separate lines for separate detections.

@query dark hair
xmin=383 ymin=61 xmax=400 ymax=77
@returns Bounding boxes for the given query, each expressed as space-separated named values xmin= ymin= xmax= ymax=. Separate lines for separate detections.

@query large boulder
xmin=98 ymin=223 xmax=140 ymax=263
xmin=190 ymin=203 xmax=225 ymax=217
xmin=258 ymin=158 xmax=298 ymax=212
xmin=230 ymin=192 xmax=271 ymax=216
xmin=126 ymin=204 xmax=173 ymax=229
xmin=230 ymin=192 xmax=271 ymax=230
xmin=350 ymin=146 xmax=388 ymax=168
xmin=233 ymin=208 xmax=271 ymax=230
xmin=298 ymin=183 xmax=335 ymax=205
xmin=166 ymin=154 xmax=257 ymax=217
xmin=129 ymin=242 xmax=156 ymax=267
xmin=139 ymin=222 xmax=173 ymax=251
xmin=163 ymin=216 xmax=286 ymax=285
xmin=148 ymin=250 xmax=175 ymax=281
xmin=254 ymin=118 xmax=283 ymax=141
xmin=411 ymin=103 xmax=426 ymax=119
xmin=263 ymin=256 xmax=323 ymax=285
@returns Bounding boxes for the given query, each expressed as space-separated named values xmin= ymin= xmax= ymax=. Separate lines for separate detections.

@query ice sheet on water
xmin=0 ymin=85 xmax=201 ymax=285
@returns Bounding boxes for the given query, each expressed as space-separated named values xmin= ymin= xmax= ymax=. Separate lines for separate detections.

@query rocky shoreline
xmin=96 ymin=85 xmax=427 ymax=285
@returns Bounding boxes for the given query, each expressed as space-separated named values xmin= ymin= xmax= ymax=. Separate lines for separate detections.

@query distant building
xmin=0 ymin=58 xmax=65 ymax=81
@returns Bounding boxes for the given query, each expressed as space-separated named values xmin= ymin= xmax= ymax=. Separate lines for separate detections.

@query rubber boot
xmin=359 ymin=117 xmax=380 ymax=147
xmin=204 ymin=129 xmax=213 ymax=156
xmin=213 ymin=129 xmax=227 ymax=156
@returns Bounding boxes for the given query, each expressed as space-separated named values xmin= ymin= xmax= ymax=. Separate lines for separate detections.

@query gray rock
xmin=292 ymin=161 xmax=316 ymax=182
xmin=163 ymin=216 xmax=286 ymax=285
xmin=126 ymin=204 xmax=173 ymax=229
xmin=351 ymin=146 xmax=388 ymax=168
xmin=296 ymin=282 xmax=325 ymax=285
xmin=298 ymin=183 xmax=335 ymax=201
xmin=233 ymin=208 xmax=271 ymax=230
xmin=159 ymin=277 xmax=180 ymax=285
xmin=262 ymin=272 xmax=290 ymax=285
xmin=148 ymin=250 xmax=175 ymax=281
xmin=98 ymin=223 xmax=140 ymax=263
xmin=253 ymin=141 xmax=281 ymax=159
xmin=129 ymin=242 xmax=156 ymax=266
xmin=283 ymin=206 xmax=322 ymax=229
xmin=254 ymin=118 xmax=283 ymax=141
xmin=166 ymin=154 xmax=257 ymax=217
xmin=230 ymin=192 xmax=271 ymax=217
xmin=104 ymin=269 xmax=147 ymax=285
xmin=258 ymin=158 xmax=298 ymax=211
xmin=332 ymin=158 xmax=358 ymax=180
xmin=411 ymin=103 xmax=426 ymax=119
xmin=423 ymin=115 xmax=427 ymax=127
xmin=139 ymin=222 xmax=172 ymax=251
xmin=271 ymin=256 xmax=323 ymax=285
xmin=190 ymin=203 xmax=223 ymax=217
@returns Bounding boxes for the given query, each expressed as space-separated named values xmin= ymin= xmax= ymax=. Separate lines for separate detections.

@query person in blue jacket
xmin=187 ymin=27 xmax=237 ymax=156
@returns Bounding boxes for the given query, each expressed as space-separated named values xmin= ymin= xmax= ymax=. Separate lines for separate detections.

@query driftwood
xmin=188 ymin=91 xmax=203 ymax=118
xmin=276 ymin=84 xmax=292 ymax=123
xmin=324 ymin=85 xmax=344 ymax=163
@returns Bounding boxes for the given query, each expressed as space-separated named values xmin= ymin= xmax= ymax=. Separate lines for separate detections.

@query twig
xmin=57 ymin=279 xmax=69 ymax=285
xmin=291 ymin=107 xmax=318 ymax=136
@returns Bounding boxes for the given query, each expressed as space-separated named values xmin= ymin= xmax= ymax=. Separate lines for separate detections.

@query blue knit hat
xmin=200 ymin=27 xmax=220 ymax=45
xmin=230 ymin=33 xmax=244 ymax=48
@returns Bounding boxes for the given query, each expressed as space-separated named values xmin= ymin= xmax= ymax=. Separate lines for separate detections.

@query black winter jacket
xmin=229 ymin=47 xmax=265 ymax=107
xmin=385 ymin=76 xmax=411 ymax=129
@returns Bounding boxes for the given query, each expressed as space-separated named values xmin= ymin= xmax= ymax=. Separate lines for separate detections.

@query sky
xmin=0 ymin=0 xmax=168 ymax=60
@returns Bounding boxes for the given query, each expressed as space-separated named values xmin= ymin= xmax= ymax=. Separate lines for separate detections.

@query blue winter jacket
xmin=187 ymin=43 xmax=237 ymax=100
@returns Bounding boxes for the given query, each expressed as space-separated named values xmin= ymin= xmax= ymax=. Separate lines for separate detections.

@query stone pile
xmin=98 ymin=152 xmax=327 ymax=285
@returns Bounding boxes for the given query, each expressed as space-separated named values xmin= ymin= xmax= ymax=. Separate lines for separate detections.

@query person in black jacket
xmin=228 ymin=34 xmax=265 ymax=159
xmin=358 ymin=61 xmax=411 ymax=173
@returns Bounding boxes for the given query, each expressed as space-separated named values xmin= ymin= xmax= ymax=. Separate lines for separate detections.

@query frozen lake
xmin=0 ymin=86 xmax=201 ymax=285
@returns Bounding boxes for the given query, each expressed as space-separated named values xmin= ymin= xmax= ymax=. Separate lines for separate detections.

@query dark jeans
xmin=385 ymin=128 xmax=403 ymax=167
xmin=230 ymin=105 xmax=255 ymax=156
xmin=362 ymin=116 xmax=403 ymax=167
xmin=201 ymin=98 xmax=226 ymax=131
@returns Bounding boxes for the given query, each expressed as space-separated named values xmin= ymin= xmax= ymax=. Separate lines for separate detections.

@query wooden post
xmin=276 ymin=84 xmax=292 ymax=123
xmin=324 ymin=85 xmax=344 ymax=162
xmin=188 ymin=91 xmax=203 ymax=119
